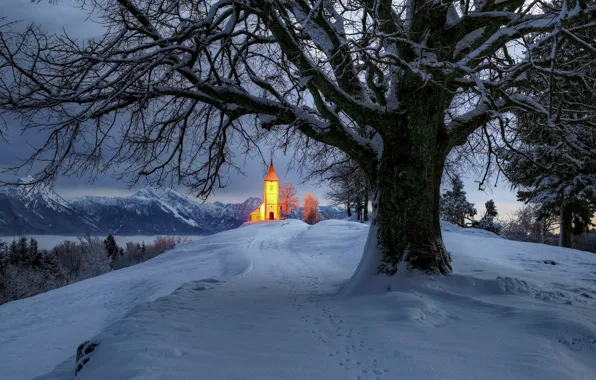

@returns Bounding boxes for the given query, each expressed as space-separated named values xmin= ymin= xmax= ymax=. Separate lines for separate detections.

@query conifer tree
xmin=104 ymin=234 xmax=120 ymax=260
xmin=478 ymin=200 xmax=501 ymax=234
xmin=501 ymin=16 xmax=596 ymax=247
xmin=440 ymin=177 xmax=477 ymax=227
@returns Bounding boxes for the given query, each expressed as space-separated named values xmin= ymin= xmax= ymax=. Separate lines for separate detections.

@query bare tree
xmin=303 ymin=193 xmax=324 ymax=225
xmin=500 ymin=204 xmax=559 ymax=244
xmin=279 ymin=183 xmax=300 ymax=218
xmin=322 ymin=158 xmax=371 ymax=221
xmin=1 ymin=1 xmax=595 ymax=283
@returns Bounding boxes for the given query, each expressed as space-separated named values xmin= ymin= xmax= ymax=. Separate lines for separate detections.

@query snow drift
xmin=1 ymin=220 xmax=595 ymax=380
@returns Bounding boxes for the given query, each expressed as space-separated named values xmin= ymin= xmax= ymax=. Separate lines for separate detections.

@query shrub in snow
xmin=77 ymin=235 xmax=111 ymax=280
xmin=112 ymin=236 xmax=182 ymax=270
xmin=0 ymin=234 xmax=183 ymax=304
xmin=500 ymin=205 xmax=559 ymax=244
xmin=0 ymin=237 xmax=67 ymax=305
xmin=439 ymin=176 xmax=476 ymax=227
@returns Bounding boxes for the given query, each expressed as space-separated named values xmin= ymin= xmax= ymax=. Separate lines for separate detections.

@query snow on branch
xmin=0 ymin=0 xmax=595 ymax=194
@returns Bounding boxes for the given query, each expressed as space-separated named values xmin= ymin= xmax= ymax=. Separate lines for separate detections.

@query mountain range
xmin=0 ymin=180 xmax=346 ymax=235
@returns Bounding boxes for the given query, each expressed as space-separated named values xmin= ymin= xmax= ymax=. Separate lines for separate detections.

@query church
xmin=249 ymin=160 xmax=281 ymax=221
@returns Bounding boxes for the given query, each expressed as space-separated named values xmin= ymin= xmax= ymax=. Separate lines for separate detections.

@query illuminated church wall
xmin=265 ymin=181 xmax=279 ymax=220
xmin=249 ymin=161 xmax=281 ymax=221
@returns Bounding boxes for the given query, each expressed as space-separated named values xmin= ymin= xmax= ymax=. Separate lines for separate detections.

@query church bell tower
xmin=249 ymin=160 xmax=281 ymax=221
xmin=263 ymin=160 xmax=280 ymax=220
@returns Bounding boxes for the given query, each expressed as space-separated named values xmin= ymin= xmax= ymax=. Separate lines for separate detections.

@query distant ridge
xmin=0 ymin=183 xmax=260 ymax=235
xmin=0 ymin=183 xmax=346 ymax=236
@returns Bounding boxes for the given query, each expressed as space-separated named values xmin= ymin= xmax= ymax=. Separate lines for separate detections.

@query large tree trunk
xmin=559 ymin=204 xmax=573 ymax=248
xmin=374 ymin=137 xmax=451 ymax=275
xmin=341 ymin=96 xmax=452 ymax=295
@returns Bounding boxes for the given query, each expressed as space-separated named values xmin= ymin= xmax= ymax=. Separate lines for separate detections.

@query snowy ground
xmin=1 ymin=220 xmax=596 ymax=380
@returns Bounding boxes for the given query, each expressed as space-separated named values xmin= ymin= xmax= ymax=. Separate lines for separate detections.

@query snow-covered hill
xmin=0 ymin=182 xmax=262 ymax=235
xmin=1 ymin=220 xmax=595 ymax=380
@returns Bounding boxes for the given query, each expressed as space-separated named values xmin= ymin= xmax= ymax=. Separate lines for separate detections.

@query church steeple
xmin=264 ymin=159 xmax=279 ymax=182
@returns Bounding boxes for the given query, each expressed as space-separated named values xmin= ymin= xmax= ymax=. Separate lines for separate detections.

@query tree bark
xmin=372 ymin=96 xmax=452 ymax=275
xmin=363 ymin=192 xmax=369 ymax=222
xmin=355 ymin=194 xmax=363 ymax=222
xmin=559 ymin=204 xmax=573 ymax=248
xmin=346 ymin=203 xmax=352 ymax=218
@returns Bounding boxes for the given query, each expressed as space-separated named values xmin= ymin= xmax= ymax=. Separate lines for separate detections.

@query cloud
xmin=2 ymin=0 xmax=104 ymax=37
xmin=56 ymin=186 xmax=136 ymax=200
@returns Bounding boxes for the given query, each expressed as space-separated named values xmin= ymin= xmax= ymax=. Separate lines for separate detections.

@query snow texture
xmin=1 ymin=220 xmax=596 ymax=380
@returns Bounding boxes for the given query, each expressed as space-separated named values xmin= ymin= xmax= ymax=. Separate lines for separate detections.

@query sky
xmin=0 ymin=0 xmax=522 ymax=216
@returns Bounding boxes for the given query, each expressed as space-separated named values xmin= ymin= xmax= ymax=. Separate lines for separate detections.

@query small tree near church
xmin=303 ymin=194 xmax=324 ymax=225
xmin=280 ymin=183 xmax=300 ymax=219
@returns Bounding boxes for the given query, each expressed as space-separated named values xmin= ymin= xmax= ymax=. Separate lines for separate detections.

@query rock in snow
xmin=1 ymin=220 xmax=595 ymax=380
xmin=75 ymin=341 xmax=99 ymax=377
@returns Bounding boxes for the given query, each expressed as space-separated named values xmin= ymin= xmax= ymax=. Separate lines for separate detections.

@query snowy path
xmin=2 ymin=220 xmax=596 ymax=380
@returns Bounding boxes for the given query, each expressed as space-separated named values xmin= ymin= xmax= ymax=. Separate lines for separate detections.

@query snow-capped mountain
xmin=0 ymin=178 xmax=99 ymax=235
xmin=287 ymin=205 xmax=347 ymax=221
xmin=0 ymin=181 xmax=262 ymax=236
xmin=71 ymin=189 xmax=262 ymax=235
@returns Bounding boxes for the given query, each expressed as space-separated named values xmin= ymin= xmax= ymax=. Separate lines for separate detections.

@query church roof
xmin=264 ymin=160 xmax=279 ymax=182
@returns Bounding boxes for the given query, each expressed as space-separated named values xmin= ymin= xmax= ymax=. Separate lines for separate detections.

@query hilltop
xmin=1 ymin=220 xmax=595 ymax=380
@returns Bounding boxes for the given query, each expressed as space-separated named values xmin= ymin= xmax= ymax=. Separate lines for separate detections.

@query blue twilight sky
xmin=0 ymin=0 xmax=521 ymax=216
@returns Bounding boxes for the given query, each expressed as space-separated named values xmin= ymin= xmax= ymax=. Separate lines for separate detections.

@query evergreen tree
xmin=141 ymin=242 xmax=146 ymax=254
xmin=27 ymin=238 xmax=43 ymax=268
xmin=477 ymin=200 xmax=501 ymax=234
xmin=104 ymin=234 xmax=120 ymax=260
xmin=40 ymin=250 xmax=68 ymax=288
xmin=501 ymin=22 xmax=596 ymax=247
xmin=8 ymin=237 xmax=30 ymax=266
xmin=439 ymin=176 xmax=477 ymax=227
